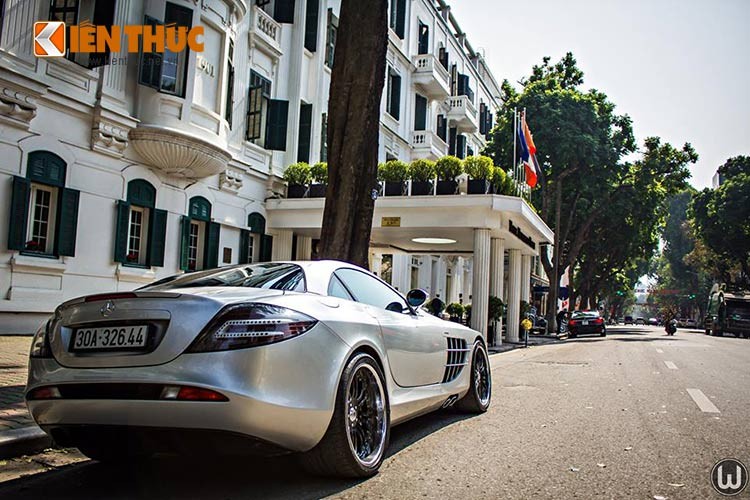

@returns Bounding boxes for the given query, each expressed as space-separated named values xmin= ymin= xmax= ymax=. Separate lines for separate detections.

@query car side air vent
xmin=442 ymin=337 xmax=470 ymax=383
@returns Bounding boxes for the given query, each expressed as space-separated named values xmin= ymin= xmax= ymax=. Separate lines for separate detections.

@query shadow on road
xmin=0 ymin=409 xmax=476 ymax=499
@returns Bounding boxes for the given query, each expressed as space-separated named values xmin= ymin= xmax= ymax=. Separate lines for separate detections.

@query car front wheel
xmin=301 ymin=353 xmax=389 ymax=478
xmin=456 ymin=341 xmax=492 ymax=413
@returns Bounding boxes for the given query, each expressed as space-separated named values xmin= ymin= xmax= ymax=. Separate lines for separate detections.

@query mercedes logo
xmin=100 ymin=300 xmax=115 ymax=317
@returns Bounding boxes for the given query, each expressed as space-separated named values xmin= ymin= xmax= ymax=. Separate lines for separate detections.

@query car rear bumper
xmin=569 ymin=325 xmax=605 ymax=335
xmin=26 ymin=324 xmax=350 ymax=453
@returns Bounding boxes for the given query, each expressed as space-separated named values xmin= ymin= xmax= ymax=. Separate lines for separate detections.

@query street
xmin=0 ymin=325 xmax=747 ymax=499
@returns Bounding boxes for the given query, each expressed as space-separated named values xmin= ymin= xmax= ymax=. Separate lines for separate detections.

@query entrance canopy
xmin=265 ymin=194 xmax=553 ymax=254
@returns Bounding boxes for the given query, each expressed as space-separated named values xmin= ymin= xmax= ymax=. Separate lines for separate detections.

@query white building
xmin=0 ymin=0 xmax=551 ymax=339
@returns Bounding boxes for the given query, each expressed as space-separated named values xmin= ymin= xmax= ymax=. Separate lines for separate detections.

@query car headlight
xmin=30 ymin=318 xmax=53 ymax=358
xmin=186 ymin=303 xmax=318 ymax=353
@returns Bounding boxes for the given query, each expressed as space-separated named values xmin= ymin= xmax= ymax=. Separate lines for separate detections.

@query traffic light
xmin=688 ymin=294 xmax=696 ymax=300
xmin=616 ymin=290 xmax=624 ymax=296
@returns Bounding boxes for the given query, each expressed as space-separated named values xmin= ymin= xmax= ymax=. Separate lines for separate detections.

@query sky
xmin=449 ymin=0 xmax=750 ymax=189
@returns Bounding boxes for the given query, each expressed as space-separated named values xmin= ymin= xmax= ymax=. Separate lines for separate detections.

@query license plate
xmin=72 ymin=325 xmax=148 ymax=351
xmin=582 ymin=320 xmax=589 ymax=325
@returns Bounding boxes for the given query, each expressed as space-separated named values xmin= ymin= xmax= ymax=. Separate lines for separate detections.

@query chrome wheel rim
xmin=344 ymin=364 xmax=387 ymax=468
xmin=474 ymin=346 xmax=491 ymax=406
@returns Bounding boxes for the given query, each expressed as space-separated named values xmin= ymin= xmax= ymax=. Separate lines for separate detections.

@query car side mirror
xmin=406 ymin=289 xmax=428 ymax=308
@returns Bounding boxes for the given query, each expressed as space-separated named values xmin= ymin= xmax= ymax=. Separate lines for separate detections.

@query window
xmin=438 ymin=46 xmax=449 ymax=70
xmin=448 ymin=126 xmax=457 ymax=155
xmin=242 ymin=212 xmax=272 ymax=263
xmin=386 ymin=68 xmax=401 ymax=120
xmin=335 ymin=268 xmax=409 ymax=314
xmin=246 ymin=71 xmax=272 ymax=142
xmin=114 ymin=180 xmax=168 ymax=267
xmin=180 ymin=197 xmax=220 ymax=271
xmin=273 ymin=0 xmax=295 ymax=23
xmin=457 ymin=134 xmax=467 ymax=159
xmin=328 ymin=274 xmax=354 ymax=300
xmin=457 ymin=74 xmax=474 ymax=102
xmin=8 ymin=151 xmax=80 ymax=257
xmin=389 ymin=0 xmax=405 ymax=39
xmin=304 ymin=0 xmax=319 ymax=52
xmin=297 ymin=102 xmax=313 ymax=163
xmin=417 ymin=21 xmax=429 ymax=55
xmin=138 ymin=3 xmax=193 ymax=97
xmin=325 ymin=8 xmax=338 ymax=68
xmin=320 ymin=113 xmax=328 ymax=161
xmin=436 ymin=114 xmax=447 ymax=142
xmin=225 ymin=39 xmax=235 ymax=125
xmin=479 ymin=102 xmax=493 ymax=137
xmin=414 ymin=94 xmax=427 ymax=131
xmin=48 ymin=0 xmax=114 ymax=68
xmin=145 ymin=263 xmax=306 ymax=292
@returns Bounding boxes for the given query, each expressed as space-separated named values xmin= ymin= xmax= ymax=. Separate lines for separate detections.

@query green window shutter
xmin=297 ymin=103 xmax=313 ymax=163
xmin=205 ymin=221 xmax=221 ymax=269
xmin=247 ymin=212 xmax=266 ymax=234
xmin=239 ymin=229 xmax=250 ymax=264
xmin=390 ymin=74 xmax=401 ymax=120
xmin=274 ymin=0 xmax=295 ymax=23
xmin=56 ymin=187 xmax=80 ymax=257
xmin=260 ymin=234 xmax=273 ymax=262
xmin=148 ymin=208 xmax=168 ymax=267
xmin=179 ymin=216 xmax=191 ymax=271
xmin=457 ymin=135 xmax=467 ymax=159
xmin=414 ymin=94 xmax=427 ymax=131
xmin=395 ymin=0 xmax=406 ymax=38
xmin=304 ymin=0 xmax=319 ymax=51
xmin=113 ymin=200 xmax=131 ymax=263
xmin=8 ymin=176 xmax=30 ymax=251
xmin=265 ymin=99 xmax=289 ymax=151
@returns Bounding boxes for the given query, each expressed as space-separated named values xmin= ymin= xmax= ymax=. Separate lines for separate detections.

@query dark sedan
xmin=568 ymin=311 xmax=607 ymax=338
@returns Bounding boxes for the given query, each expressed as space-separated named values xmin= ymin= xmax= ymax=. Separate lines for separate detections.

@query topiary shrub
xmin=435 ymin=155 xmax=463 ymax=181
xmin=446 ymin=302 xmax=465 ymax=319
xmin=283 ymin=162 xmax=311 ymax=185
xmin=463 ymin=155 xmax=494 ymax=180
xmin=409 ymin=159 xmax=436 ymax=182
xmin=377 ymin=160 xmax=410 ymax=182
xmin=310 ymin=162 xmax=328 ymax=184
xmin=492 ymin=166 xmax=507 ymax=193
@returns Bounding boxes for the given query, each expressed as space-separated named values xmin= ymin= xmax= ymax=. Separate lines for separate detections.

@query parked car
xmin=624 ymin=316 xmax=634 ymax=325
xmin=647 ymin=317 xmax=660 ymax=326
xmin=684 ymin=318 xmax=697 ymax=328
xmin=635 ymin=317 xmax=646 ymax=325
xmin=25 ymin=261 xmax=491 ymax=478
xmin=568 ymin=311 xmax=606 ymax=338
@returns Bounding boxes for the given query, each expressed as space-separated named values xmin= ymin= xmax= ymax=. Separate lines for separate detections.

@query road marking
xmin=655 ymin=348 xmax=664 ymax=354
xmin=686 ymin=388 xmax=720 ymax=413
xmin=664 ymin=361 xmax=678 ymax=370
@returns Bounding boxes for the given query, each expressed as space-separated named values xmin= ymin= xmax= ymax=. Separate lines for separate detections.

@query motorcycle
xmin=665 ymin=319 xmax=677 ymax=336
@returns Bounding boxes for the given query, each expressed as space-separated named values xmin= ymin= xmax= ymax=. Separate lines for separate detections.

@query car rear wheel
xmin=456 ymin=342 xmax=491 ymax=413
xmin=301 ymin=353 xmax=389 ymax=478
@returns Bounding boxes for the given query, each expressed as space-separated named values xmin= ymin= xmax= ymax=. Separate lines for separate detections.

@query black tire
xmin=300 ymin=353 xmax=390 ymax=478
xmin=456 ymin=342 xmax=491 ymax=413
xmin=600 ymin=331 xmax=606 ymax=337
xmin=569 ymin=333 xmax=577 ymax=338
xmin=77 ymin=443 xmax=151 ymax=463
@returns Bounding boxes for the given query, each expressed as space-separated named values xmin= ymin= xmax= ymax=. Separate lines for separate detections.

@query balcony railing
xmin=446 ymin=95 xmax=479 ymax=132
xmin=411 ymin=130 xmax=449 ymax=159
xmin=249 ymin=5 xmax=283 ymax=58
xmin=412 ymin=54 xmax=451 ymax=100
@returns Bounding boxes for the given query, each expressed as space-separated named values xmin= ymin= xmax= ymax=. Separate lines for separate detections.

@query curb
xmin=0 ymin=426 xmax=52 ymax=459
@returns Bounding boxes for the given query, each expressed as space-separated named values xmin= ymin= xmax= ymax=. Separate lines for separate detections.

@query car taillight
xmin=84 ymin=292 xmax=137 ymax=303
xmin=186 ymin=303 xmax=318 ymax=353
xmin=568 ymin=320 xmax=578 ymax=326
xmin=594 ymin=318 xmax=604 ymax=325
xmin=160 ymin=385 xmax=228 ymax=401
xmin=30 ymin=319 xmax=53 ymax=358
xmin=27 ymin=386 xmax=61 ymax=400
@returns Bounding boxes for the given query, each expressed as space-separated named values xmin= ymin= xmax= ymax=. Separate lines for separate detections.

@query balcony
xmin=412 ymin=54 xmax=451 ymax=100
xmin=411 ymin=130 xmax=449 ymax=160
xmin=248 ymin=5 xmax=283 ymax=59
xmin=446 ymin=95 xmax=479 ymax=133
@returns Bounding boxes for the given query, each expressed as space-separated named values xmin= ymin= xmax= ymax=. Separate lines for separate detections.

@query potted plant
xmin=378 ymin=160 xmax=409 ymax=196
xmin=464 ymin=155 xmax=494 ymax=194
xmin=488 ymin=295 xmax=505 ymax=345
xmin=435 ymin=155 xmax=463 ymax=195
xmin=409 ymin=159 xmax=435 ymax=196
xmin=464 ymin=303 xmax=472 ymax=325
xmin=445 ymin=302 xmax=465 ymax=323
xmin=309 ymin=162 xmax=328 ymax=197
xmin=491 ymin=166 xmax=508 ymax=195
xmin=283 ymin=162 xmax=311 ymax=198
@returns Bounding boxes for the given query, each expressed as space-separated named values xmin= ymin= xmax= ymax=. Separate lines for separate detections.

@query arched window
xmin=180 ymin=197 xmax=220 ymax=271
xmin=8 ymin=151 xmax=79 ymax=257
xmin=114 ymin=179 xmax=167 ymax=267
xmin=239 ymin=212 xmax=272 ymax=264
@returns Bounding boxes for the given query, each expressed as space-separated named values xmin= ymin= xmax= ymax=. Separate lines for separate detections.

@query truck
xmin=705 ymin=284 xmax=750 ymax=338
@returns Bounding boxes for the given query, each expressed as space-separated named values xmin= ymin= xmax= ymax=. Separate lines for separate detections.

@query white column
xmin=490 ymin=238 xmax=505 ymax=345
xmin=521 ymin=255 xmax=532 ymax=306
xmin=455 ymin=257 xmax=464 ymax=304
xmin=296 ymin=236 xmax=312 ymax=260
xmin=392 ymin=254 xmax=410 ymax=293
xmin=271 ymin=230 xmax=294 ymax=261
xmin=507 ymin=249 xmax=522 ymax=343
xmin=470 ymin=229 xmax=491 ymax=338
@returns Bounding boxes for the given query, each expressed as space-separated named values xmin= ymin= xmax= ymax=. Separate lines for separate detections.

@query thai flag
xmin=521 ymin=115 xmax=543 ymax=188
xmin=516 ymin=119 xmax=537 ymax=187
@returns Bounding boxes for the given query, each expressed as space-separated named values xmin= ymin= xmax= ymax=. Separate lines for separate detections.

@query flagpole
xmin=512 ymin=108 xmax=517 ymax=196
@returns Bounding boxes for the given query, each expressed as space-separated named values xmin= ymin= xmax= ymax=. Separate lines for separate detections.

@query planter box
xmin=436 ymin=180 xmax=458 ymax=195
xmin=309 ymin=183 xmax=327 ymax=197
xmin=384 ymin=181 xmax=407 ymax=196
xmin=411 ymin=180 xmax=433 ymax=196
xmin=467 ymin=179 xmax=492 ymax=194
xmin=287 ymin=184 xmax=308 ymax=198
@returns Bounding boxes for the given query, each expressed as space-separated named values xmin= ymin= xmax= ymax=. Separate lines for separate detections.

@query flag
xmin=522 ymin=114 xmax=544 ymax=187
xmin=516 ymin=118 xmax=536 ymax=187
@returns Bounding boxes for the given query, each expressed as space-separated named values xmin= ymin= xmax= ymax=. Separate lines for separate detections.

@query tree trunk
xmin=317 ymin=0 xmax=388 ymax=268
xmin=545 ymin=179 xmax=563 ymax=332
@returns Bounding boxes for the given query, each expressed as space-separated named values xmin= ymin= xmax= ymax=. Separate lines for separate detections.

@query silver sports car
xmin=26 ymin=260 xmax=491 ymax=477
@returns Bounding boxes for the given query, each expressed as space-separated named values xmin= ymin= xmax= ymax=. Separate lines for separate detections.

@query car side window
xmin=328 ymin=274 xmax=354 ymax=301
xmin=334 ymin=268 xmax=409 ymax=314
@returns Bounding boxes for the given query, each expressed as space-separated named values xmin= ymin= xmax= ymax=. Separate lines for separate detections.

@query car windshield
xmin=141 ymin=263 xmax=306 ymax=292
xmin=571 ymin=311 xmax=600 ymax=320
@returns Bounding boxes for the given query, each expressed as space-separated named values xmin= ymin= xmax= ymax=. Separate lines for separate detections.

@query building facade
xmin=0 ymin=0 xmax=547 ymax=336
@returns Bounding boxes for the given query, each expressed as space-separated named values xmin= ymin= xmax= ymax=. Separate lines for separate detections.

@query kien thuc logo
xmin=711 ymin=458 xmax=748 ymax=496
xmin=34 ymin=21 xmax=66 ymax=57
xmin=32 ymin=21 xmax=204 ymax=58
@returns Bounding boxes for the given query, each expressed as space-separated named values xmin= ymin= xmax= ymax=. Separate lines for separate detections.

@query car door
xmin=333 ymin=268 xmax=445 ymax=387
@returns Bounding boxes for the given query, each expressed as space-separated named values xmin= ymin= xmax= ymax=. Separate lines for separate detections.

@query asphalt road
xmin=0 ymin=325 xmax=748 ymax=499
